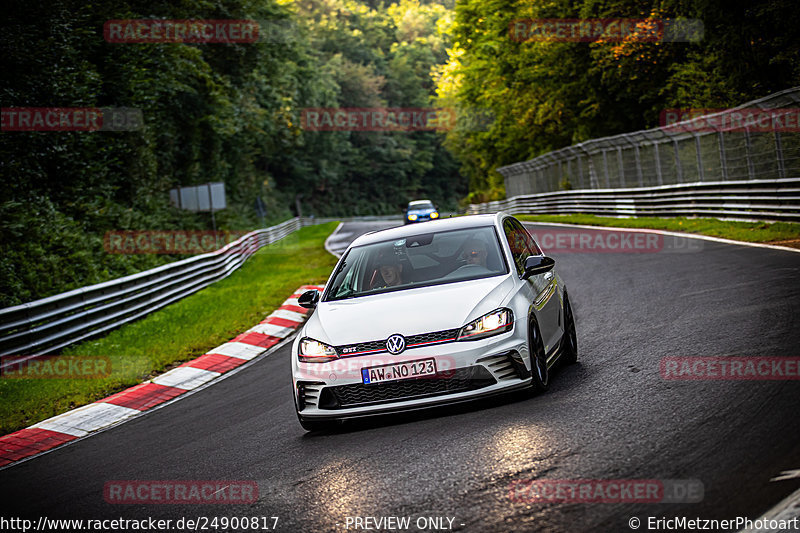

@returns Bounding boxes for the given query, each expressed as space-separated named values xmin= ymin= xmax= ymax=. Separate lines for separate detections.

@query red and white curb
xmin=0 ymin=285 xmax=323 ymax=468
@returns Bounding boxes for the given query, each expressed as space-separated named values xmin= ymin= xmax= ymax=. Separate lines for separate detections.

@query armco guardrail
xmin=466 ymin=178 xmax=800 ymax=221
xmin=0 ymin=217 xmax=310 ymax=360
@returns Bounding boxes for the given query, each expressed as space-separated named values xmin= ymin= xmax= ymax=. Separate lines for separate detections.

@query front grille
xmin=337 ymin=339 xmax=386 ymax=356
xmin=407 ymin=329 xmax=460 ymax=346
xmin=319 ymin=366 xmax=496 ymax=409
xmin=336 ymin=328 xmax=460 ymax=357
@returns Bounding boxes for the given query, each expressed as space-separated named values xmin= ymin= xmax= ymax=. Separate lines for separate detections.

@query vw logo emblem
xmin=386 ymin=334 xmax=406 ymax=355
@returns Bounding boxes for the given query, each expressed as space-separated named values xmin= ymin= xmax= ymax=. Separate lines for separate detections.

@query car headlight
xmin=457 ymin=308 xmax=513 ymax=341
xmin=298 ymin=338 xmax=338 ymax=363
xmin=407 ymin=214 xmax=418 ymax=221
xmin=430 ymin=212 xmax=439 ymax=219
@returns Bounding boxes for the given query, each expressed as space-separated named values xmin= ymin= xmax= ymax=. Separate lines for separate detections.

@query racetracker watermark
xmin=1 ymin=107 xmax=143 ymax=132
xmin=0 ymin=356 xmax=111 ymax=379
xmin=103 ymin=481 xmax=259 ymax=504
xmin=104 ymin=20 xmax=258 ymax=43
xmin=103 ymin=230 xmax=257 ymax=255
xmin=509 ymin=18 xmax=704 ymax=43
xmin=509 ymin=479 xmax=704 ymax=504
xmin=660 ymin=357 xmax=800 ymax=380
xmin=302 ymin=108 xmax=454 ymax=132
xmin=529 ymin=229 xmax=661 ymax=253
xmin=300 ymin=107 xmax=494 ymax=132
xmin=660 ymin=108 xmax=800 ymax=133
xmin=526 ymin=229 xmax=704 ymax=254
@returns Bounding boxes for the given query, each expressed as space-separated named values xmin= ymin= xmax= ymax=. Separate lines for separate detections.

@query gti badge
xmin=386 ymin=334 xmax=406 ymax=355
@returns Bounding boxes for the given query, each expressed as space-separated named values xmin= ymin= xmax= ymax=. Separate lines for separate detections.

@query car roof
xmin=408 ymin=200 xmax=433 ymax=206
xmin=350 ymin=213 xmax=505 ymax=248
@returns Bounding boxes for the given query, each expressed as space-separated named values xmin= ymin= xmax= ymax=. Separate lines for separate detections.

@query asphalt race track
xmin=1 ymin=221 xmax=799 ymax=532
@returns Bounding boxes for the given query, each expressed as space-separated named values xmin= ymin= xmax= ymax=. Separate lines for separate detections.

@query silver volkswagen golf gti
xmin=292 ymin=213 xmax=577 ymax=431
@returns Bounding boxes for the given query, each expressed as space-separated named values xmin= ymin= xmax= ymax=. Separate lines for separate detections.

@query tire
xmin=529 ymin=317 xmax=549 ymax=392
xmin=561 ymin=293 xmax=578 ymax=365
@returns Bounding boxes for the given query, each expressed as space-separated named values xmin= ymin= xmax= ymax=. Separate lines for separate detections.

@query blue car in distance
xmin=404 ymin=200 xmax=440 ymax=224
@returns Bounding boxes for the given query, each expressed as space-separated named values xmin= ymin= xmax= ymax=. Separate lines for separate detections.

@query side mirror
xmin=522 ymin=255 xmax=555 ymax=279
xmin=298 ymin=289 xmax=320 ymax=309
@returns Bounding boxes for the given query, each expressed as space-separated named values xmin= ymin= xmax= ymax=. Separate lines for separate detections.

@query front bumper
xmin=293 ymin=334 xmax=531 ymax=420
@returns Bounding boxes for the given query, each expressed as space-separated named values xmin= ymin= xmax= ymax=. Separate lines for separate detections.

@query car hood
xmin=408 ymin=208 xmax=436 ymax=215
xmin=305 ymin=275 xmax=515 ymax=345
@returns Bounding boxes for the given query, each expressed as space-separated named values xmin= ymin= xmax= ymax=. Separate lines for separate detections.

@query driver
xmin=375 ymin=252 xmax=403 ymax=287
xmin=464 ymin=238 xmax=489 ymax=267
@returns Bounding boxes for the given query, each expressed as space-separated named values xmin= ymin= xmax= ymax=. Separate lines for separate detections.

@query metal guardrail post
xmin=775 ymin=131 xmax=786 ymax=179
xmin=744 ymin=128 xmax=756 ymax=180
xmin=694 ymin=134 xmax=705 ymax=182
xmin=673 ymin=139 xmax=684 ymax=183
xmin=653 ymin=142 xmax=664 ymax=185
xmin=633 ymin=144 xmax=644 ymax=187
xmin=718 ymin=131 xmax=729 ymax=180
xmin=602 ymin=150 xmax=611 ymax=188
xmin=582 ymin=147 xmax=599 ymax=189
xmin=566 ymin=158 xmax=572 ymax=189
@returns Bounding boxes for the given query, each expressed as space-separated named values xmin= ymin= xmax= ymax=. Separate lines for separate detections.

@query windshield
xmin=408 ymin=201 xmax=435 ymax=210
xmin=324 ymin=226 xmax=508 ymax=301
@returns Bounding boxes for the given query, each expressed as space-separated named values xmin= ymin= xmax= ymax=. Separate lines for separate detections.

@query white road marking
xmin=248 ymin=322 xmax=295 ymax=338
xmin=210 ymin=341 xmax=266 ymax=360
xmin=270 ymin=309 xmax=306 ymax=322
xmin=772 ymin=469 xmax=800 ymax=482
xmin=151 ymin=367 xmax=220 ymax=390
xmin=32 ymin=403 xmax=140 ymax=437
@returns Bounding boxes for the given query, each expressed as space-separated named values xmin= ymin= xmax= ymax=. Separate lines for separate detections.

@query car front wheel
xmin=529 ymin=317 xmax=549 ymax=392
xmin=561 ymin=292 xmax=578 ymax=365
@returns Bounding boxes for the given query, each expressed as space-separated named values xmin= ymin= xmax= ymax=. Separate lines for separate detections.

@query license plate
xmin=361 ymin=358 xmax=437 ymax=385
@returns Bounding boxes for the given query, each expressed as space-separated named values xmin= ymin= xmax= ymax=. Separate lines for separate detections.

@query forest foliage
xmin=435 ymin=0 xmax=800 ymax=202
xmin=0 ymin=0 xmax=463 ymax=306
xmin=1 ymin=0 xmax=798 ymax=305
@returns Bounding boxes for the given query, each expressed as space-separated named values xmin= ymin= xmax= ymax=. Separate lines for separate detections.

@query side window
xmin=515 ymin=219 xmax=542 ymax=256
xmin=503 ymin=219 xmax=526 ymax=275
xmin=503 ymin=218 xmax=541 ymax=276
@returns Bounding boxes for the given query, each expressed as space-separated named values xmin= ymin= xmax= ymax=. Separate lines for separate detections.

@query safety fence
xmin=475 ymin=88 xmax=800 ymax=220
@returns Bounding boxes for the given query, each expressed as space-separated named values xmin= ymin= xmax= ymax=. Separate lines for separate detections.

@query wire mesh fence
xmin=497 ymin=88 xmax=800 ymax=197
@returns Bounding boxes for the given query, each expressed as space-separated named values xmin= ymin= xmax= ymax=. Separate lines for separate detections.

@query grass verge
xmin=0 ymin=222 xmax=340 ymax=435
xmin=516 ymin=214 xmax=800 ymax=246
